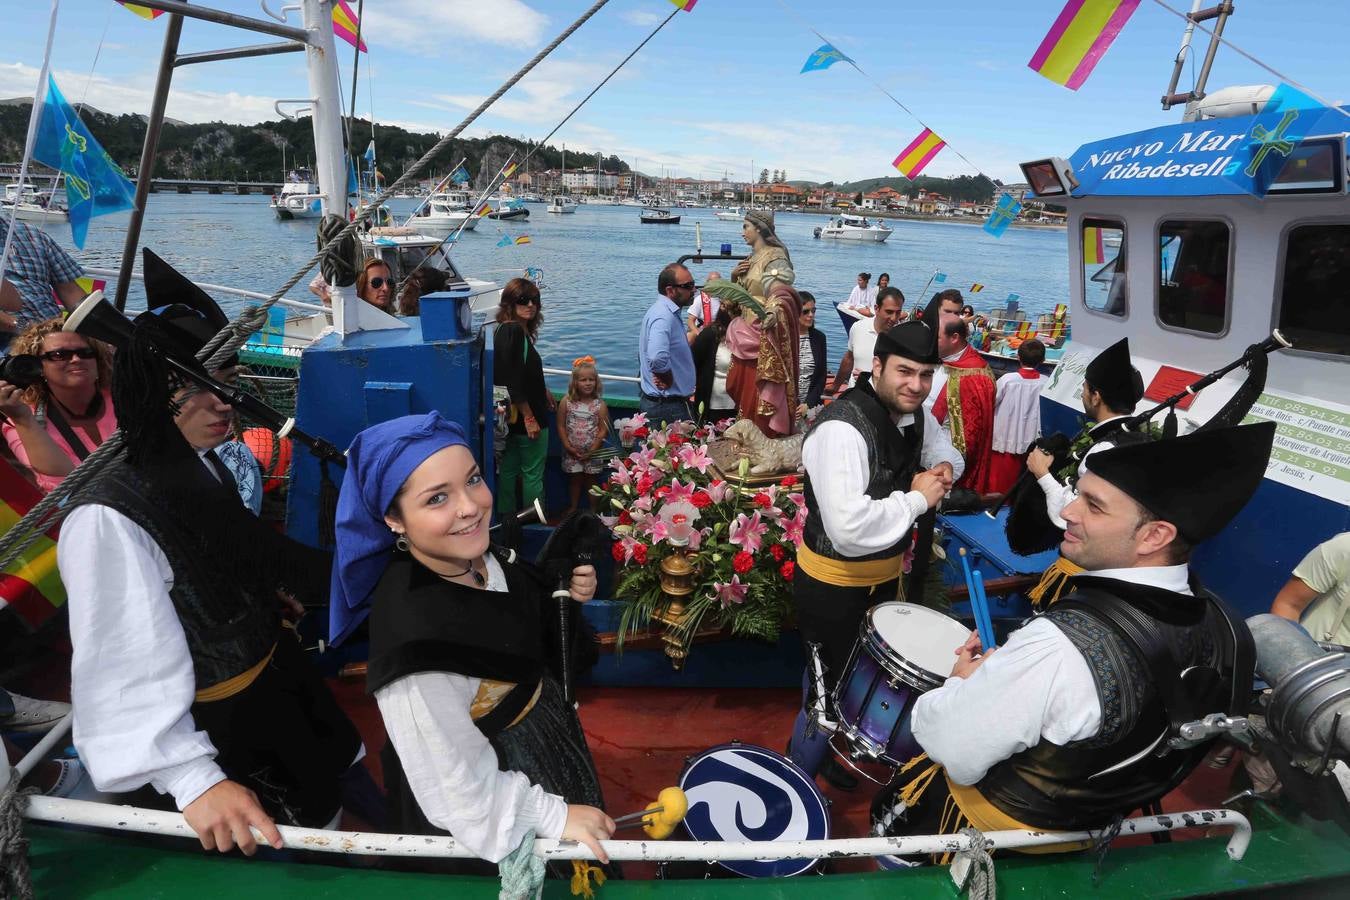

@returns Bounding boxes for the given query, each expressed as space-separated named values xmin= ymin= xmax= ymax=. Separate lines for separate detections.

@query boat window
xmin=1157 ymin=220 xmax=1230 ymax=335
xmin=1278 ymin=223 xmax=1350 ymax=358
xmin=1080 ymin=218 xmax=1126 ymax=317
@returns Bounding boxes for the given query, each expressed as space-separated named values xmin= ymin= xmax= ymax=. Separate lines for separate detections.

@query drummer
xmin=874 ymin=423 xmax=1273 ymax=857
xmin=789 ymin=299 xmax=963 ymax=791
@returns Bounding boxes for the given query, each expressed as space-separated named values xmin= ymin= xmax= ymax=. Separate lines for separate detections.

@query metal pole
xmin=1190 ymin=2 xmax=1236 ymax=104
xmin=300 ymin=0 xmax=348 ymax=221
xmin=112 ymin=11 xmax=183 ymax=311
xmin=174 ymin=41 xmax=305 ymax=67
xmin=1162 ymin=0 xmax=1204 ymax=109
xmin=119 ymin=0 xmax=308 ymax=43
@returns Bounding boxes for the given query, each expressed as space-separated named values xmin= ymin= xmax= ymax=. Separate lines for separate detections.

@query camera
xmin=0 ymin=354 xmax=44 ymax=389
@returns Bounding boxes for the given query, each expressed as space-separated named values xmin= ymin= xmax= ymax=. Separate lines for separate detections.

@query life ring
xmin=242 ymin=427 xmax=294 ymax=493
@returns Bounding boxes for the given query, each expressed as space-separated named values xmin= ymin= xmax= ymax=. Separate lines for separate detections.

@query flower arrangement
xmin=593 ymin=415 xmax=807 ymax=652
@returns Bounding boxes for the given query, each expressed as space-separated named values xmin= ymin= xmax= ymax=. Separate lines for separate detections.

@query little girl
xmin=557 ymin=357 xmax=609 ymax=515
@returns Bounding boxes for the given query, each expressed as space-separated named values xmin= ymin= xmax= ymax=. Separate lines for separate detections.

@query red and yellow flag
xmin=669 ymin=0 xmax=698 ymax=10
xmin=1083 ymin=226 xmax=1106 ymax=264
xmin=54 ymin=276 xmax=105 ymax=306
xmin=970 ymin=283 xmax=985 ymax=293
xmin=0 ymin=461 xmax=66 ymax=630
xmin=1053 ymin=303 xmax=1068 ymax=319
xmin=892 ymin=128 xmax=946 ymax=179
xmin=1028 ymin=0 xmax=1141 ymax=91
xmin=475 ymin=202 xmax=492 ymax=218
xmin=115 ymin=2 xmax=164 ymax=20
xmin=332 ymin=0 xmax=367 ymax=52
xmin=514 ymin=235 xmax=532 ymax=245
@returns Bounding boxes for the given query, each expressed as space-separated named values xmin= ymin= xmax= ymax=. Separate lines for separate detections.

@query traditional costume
xmin=330 ymin=413 xmax=606 ymax=874
xmin=728 ymin=210 xmax=798 ymax=437
xmin=988 ymin=366 xmax=1045 ymax=494
xmin=789 ymin=316 xmax=963 ymax=779
xmin=62 ymin=287 xmax=362 ymax=828
xmin=931 ymin=342 xmax=996 ymax=494
xmin=873 ymin=423 xmax=1273 ymax=862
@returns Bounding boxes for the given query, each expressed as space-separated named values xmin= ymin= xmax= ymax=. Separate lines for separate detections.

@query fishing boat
xmin=486 ymin=197 xmax=530 ymax=220
xmin=410 ymin=190 xmax=481 ymax=232
xmin=640 ymin=207 xmax=680 ymax=224
xmin=9 ymin=3 xmax=1350 ymax=897
xmin=813 ymin=213 xmax=893 ymax=242
xmin=269 ymin=168 xmax=325 ymax=221
xmin=1 ymin=182 xmax=69 ymax=224
xmin=546 ymin=195 xmax=577 ymax=214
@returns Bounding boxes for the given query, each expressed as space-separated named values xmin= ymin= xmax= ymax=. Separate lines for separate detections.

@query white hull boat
xmin=814 ymin=214 xmax=892 ymax=242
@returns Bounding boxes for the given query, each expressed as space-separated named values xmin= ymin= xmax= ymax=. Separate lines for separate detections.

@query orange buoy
xmin=242 ymin=427 xmax=294 ymax=493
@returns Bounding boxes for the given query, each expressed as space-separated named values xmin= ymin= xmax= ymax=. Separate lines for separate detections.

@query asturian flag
xmin=801 ymin=44 xmax=853 ymax=74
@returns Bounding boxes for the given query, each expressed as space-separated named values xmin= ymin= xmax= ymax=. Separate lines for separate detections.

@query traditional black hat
xmin=1085 ymin=338 xmax=1144 ymax=409
xmin=1087 ymin=421 xmax=1276 ymax=543
xmin=138 ymin=249 xmax=235 ymax=370
xmin=875 ymin=319 xmax=940 ymax=365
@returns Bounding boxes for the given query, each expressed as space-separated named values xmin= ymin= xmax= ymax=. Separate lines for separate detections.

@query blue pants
xmin=639 ymin=395 xmax=691 ymax=427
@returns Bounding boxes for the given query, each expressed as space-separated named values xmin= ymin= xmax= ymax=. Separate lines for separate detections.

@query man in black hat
xmin=872 ymin=423 xmax=1272 ymax=852
xmin=58 ymin=260 xmax=369 ymax=857
xmin=1027 ymin=337 xmax=1145 ymax=527
xmin=789 ymin=312 xmax=963 ymax=790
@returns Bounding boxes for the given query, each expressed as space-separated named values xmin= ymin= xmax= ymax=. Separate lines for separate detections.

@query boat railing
xmin=83 ymin=266 xmax=329 ymax=315
xmin=542 ymin=366 xmax=641 ymax=385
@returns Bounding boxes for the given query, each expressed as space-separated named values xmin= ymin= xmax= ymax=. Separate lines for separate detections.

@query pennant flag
xmin=363 ymin=140 xmax=376 ymax=164
xmin=801 ymin=43 xmax=853 ymax=74
xmin=514 ymin=235 xmax=532 ymax=245
xmin=1050 ymin=322 xmax=1066 ymax=341
xmin=1053 ymin=303 xmax=1068 ymax=319
xmin=892 ymin=128 xmax=946 ymax=179
xmin=333 ymin=0 xmax=367 ymax=52
xmin=524 ymin=266 xmax=545 ymax=287
xmin=475 ymin=202 xmax=492 ymax=218
xmin=503 ymin=162 xmax=519 ymax=179
xmin=932 ymin=272 xmax=947 ymax=284
xmin=982 ymin=192 xmax=1023 ymax=238
xmin=115 ymin=2 xmax=164 ymax=19
xmin=496 ymin=234 xmax=513 ymax=248
xmin=970 ymin=283 xmax=985 ymax=293
xmin=0 ymin=459 xmax=67 ymax=630
xmin=1083 ymin=225 xmax=1106 ymax=264
xmin=668 ymin=0 xmax=698 ymax=10
xmin=450 ymin=165 xmax=470 ymax=185
xmin=32 ymin=75 xmax=136 ymax=249
xmin=54 ymin=276 xmax=105 ymax=306
xmin=1028 ymin=0 xmax=1141 ymax=91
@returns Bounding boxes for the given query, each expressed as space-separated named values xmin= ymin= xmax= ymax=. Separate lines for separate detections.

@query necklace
xmin=443 ymin=559 xmax=487 ymax=587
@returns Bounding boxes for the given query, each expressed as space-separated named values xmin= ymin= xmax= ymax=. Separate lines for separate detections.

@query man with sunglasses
xmin=638 ymin=263 xmax=698 ymax=425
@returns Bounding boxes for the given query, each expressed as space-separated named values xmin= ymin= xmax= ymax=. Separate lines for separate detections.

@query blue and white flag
xmin=800 ymin=43 xmax=852 ymax=74
xmin=363 ymin=140 xmax=376 ymax=164
xmin=982 ymin=192 xmax=1022 ymax=238
xmin=32 ymin=75 xmax=135 ymax=248
xmin=450 ymin=165 xmax=470 ymax=185
xmin=496 ymin=234 xmax=513 ymax=248
xmin=932 ymin=272 xmax=947 ymax=284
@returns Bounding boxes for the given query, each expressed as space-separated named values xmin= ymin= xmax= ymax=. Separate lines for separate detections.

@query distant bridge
xmin=0 ymin=166 xmax=283 ymax=195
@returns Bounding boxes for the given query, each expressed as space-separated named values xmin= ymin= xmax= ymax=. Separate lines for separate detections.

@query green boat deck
xmin=26 ymin=805 xmax=1350 ymax=898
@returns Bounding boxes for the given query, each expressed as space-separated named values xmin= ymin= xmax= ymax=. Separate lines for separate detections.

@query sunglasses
xmin=515 ymin=297 xmax=541 ymax=307
xmin=672 ymin=281 xmax=696 ymax=291
xmin=40 ymin=347 xmax=96 ymax=363
xmin=369 ymin=276 xmax=389 ymax=289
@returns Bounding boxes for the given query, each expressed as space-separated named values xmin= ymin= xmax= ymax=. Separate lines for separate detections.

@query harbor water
xmin=57 ymin=196 xmax=1068 ymax=397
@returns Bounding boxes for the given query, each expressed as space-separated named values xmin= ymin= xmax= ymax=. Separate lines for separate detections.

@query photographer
xmin=0 ymin=317 xmax=116 ymax=493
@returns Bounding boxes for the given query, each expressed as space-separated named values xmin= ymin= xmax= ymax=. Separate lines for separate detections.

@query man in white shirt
xmin=790 ymin=311 xmax=963 ymax=791
xmin=873 ymin=422 xmax=1273 ymax=853
xmin=60 ymin=299 xmax=365 ymax=856
xmin=845 ymin=272 xmax=877 ymax=314
xmin=832 ymin=287 xmax=905 ymax=393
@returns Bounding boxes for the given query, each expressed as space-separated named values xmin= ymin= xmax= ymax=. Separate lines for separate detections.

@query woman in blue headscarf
xmin=331 ymin=412 xmax=615 ymax=870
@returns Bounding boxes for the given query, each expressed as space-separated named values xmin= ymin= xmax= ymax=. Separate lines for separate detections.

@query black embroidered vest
xmin=803 ymin=382 xmax=925 ymax=564
xmin=975 ymin=576 xmax=1245 ymax=830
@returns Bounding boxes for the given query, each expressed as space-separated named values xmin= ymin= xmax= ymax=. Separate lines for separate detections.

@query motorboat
xmin=546 ymin=195 xmax=578 ymax=214
xmin=269 ymin=168 xmax=325 ymax=221
xmin=640 ymin=207 xmax=680 ymax=224
xmin=813 ymin=213 xmax=893 ymax=242
xmin=409 ymin=190 xmax=480 ymax=232
xmin=1 ymin=183 xmax=69 ymax=224
xmin=715 ymin=205 xmax=745 ymax=221
xmin=486 ymin=197 xmax=530 ymax=220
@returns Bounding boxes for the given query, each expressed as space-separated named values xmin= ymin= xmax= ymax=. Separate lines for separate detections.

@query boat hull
xmin=2 ymin=203 xmax=69 ymax=224
xmin=816 ymin=228 xmax=891 ymax=242
xmin=487 ymin=208 xmax=529 ymax=220
xmin=641 ymin=216 xmax=681 ymax=224
xmin=411 ymin=214 xmax=479 ymax=231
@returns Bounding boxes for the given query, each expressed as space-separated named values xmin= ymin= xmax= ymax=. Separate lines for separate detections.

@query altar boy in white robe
xmin=988 ymin=339 xmax=1046 ymax=495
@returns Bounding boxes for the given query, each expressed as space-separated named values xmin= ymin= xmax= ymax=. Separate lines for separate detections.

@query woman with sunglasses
xmin=493 ymin=278 xmax=552 ymax=517
xmin=356 ymin=258 xmax=396 ymax=313
xmin=0 ymin=317 xmax=116 ymax=493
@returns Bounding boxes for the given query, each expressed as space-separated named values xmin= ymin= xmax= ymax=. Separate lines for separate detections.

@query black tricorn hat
xmin=1085 ymin=338 xmax=1144 ymax=408
xmin=875 ymin=319 xmax=940 ymax=365
xmin=1087 ymin=421 xmax=1276 ymax=543
xmin=138 ymin=249 xmax=235 ymax=368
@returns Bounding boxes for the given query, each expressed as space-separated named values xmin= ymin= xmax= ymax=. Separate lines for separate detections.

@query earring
xmin=394 ymin=532 xmax=409 ymax=552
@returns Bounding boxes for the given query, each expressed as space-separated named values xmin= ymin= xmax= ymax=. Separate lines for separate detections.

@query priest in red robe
xmin=931 ymin=314 xmax=996 ymax=494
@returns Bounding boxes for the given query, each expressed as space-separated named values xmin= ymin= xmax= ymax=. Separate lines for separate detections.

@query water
xmin=60 ymin=195 xmax=1069 ymax=395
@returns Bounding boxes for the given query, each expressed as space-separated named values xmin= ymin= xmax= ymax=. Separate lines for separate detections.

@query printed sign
xmin=1243 ymin=390 xmax=1350 ymax=505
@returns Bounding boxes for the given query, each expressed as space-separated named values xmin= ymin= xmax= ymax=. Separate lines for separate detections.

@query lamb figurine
xmin=720 ymin=419 xmax=805 ymax=476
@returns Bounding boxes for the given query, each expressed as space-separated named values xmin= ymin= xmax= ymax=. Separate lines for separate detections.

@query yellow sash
xmin=194 ymin=644 xmax=276 ymax=703
xmin=797 ymin=544 xmax=904 ymax=588
xmin=945 ymin=776 xmax=1090 ymax=854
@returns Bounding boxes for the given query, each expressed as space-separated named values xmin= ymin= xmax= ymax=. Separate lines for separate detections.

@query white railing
xmin=20 ymin=796 xmax=1251 ymax=863
xmin=542 ymin=366 xmax=641 ymax=385
xmin=82 ymin=266 xmax=330 ymax=314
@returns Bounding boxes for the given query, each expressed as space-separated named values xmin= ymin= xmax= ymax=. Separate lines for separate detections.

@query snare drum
xmin=833 ymin=602 xmax=971 ymax=767
xmin=679 ymin=742 xmax=831 ymax=878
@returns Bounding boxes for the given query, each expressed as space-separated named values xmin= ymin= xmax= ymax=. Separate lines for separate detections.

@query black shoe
xmin=820 ymin=755 xmax=859 ymax=792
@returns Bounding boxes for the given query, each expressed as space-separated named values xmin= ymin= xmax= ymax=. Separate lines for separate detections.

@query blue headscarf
xmin=329 ymin=411 xmax=470 ymax=645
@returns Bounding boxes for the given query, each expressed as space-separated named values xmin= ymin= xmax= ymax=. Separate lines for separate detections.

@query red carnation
xmin=753 ymin=492 xmax=772 ymax=508
xmin=769 ymin=544 xmax=785 ymax=562
xmin=633 ymin=426 xmax=650 ymax=439
xmin=733 ymin=551 xmax=754 ymax=574
xmin=780 ymin=561 xmax=795 ymax=581
xmin=612 ymin=542 xmax=626 ymax=563
xmin=618 ymin=510 xmax=633 ymax=525
xmin=690 ymin=490 xmax=712 ymax=509
xmin=633 ymin=543 xmax=649 ymax=565
xmin=780 ymin=474 xmax=798 ymax=488
xmin=636 ymin=475 xmax=654 ymax=495
xmin=655 ymin=486 xmax=670 ymax=499
xmin=668 ymin=433 xmax=686 ymax=445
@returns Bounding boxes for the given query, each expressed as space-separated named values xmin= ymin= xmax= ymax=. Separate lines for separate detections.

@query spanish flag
xmin=503 ymin=162 xmax=519 ymax=179
xmin=332 ymin=0 xmax=368 ymax=53
xmin=0 ymin=461 xmax=66 ymax=630
xmin=892 ymin=128 xmax=946 ymax=179
xmin=475 ymin=202 xmax=492 ymax=218
xmin=1083 ymin=226 xmax=1106 ymax=265
xmin=115 ymin=2 xmax=164 ymax=19
xmin=1053 ymin=303 xmax=1068 ymax=319
xmin=669 ymin=0 xmax=698 ymax=10
xmin=514 ymin=235 xmax=532 ymax=245
xmin=1028 ymin=0 xmax=1141 ymax=91
xmin=970 ymin=283 xmax=985 ymax=293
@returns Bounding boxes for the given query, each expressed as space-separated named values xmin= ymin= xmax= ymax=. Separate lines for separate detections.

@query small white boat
xmin=715 ymin=206 xmax=745 ymax=221
xmin=270 ymin=169 xmax=325 ymax=221
xmin=411 ymin=190 xmax=481 ymax=232
xmin=546 ymin=196 xmax=577 ymax=214
xmin=814 ymin=213 xmax=892 ymax=242
xmin=640 ymin=208 xmax=680 ymax=225
xmin=2 ymin=183 xmax=69 ymax=224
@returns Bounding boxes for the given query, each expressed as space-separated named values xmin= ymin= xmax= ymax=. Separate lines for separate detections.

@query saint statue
xmin=727 ymin=210 xmax=799 ymax=437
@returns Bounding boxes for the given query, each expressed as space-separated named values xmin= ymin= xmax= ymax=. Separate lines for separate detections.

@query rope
xmin=0 ymin=778 xmax=38 ymax=900
xmin=498 ymin=827 xmax=545 ymax=900
xmin=951 ymin=826 xmax=996 ymax=900
xmin=1090 ymin=813 xmax=1125 ymax=885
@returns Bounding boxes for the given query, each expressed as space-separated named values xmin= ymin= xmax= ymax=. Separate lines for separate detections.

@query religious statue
xmin=725 ymin=210 xmax=799 ymax=437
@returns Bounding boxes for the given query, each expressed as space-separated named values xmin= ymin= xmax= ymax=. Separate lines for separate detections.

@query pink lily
xmin=688 ymin=526 xmax=708 ymax=552
xmin=628 ymin=447 xmax=658 ymax=469
xmin=787 ymin=491 xmax=806 ymax=510
xmin=608 ymin=462 xmax=632 ymax=488
xmin=599 ymin=513 xmax=620 ymax=529
xmin=618 ymin=536 xmax=640 ymax=563
xmin=781 ymin=510 xmax=805 ymax=547
xmin=645 ymin=518 xmax=670 ymax=543
xmin=679 ymin=443 xmax=713 ymax=474
xmin=714 ymin=575 xmax=749 ymax=608
xmin=665 ymin=478 xmax=696 ymax=506
xmin=728 ymin=511 xmax=768 ymax=554
xmin=630 ymin=412 xmax=649 ymax=428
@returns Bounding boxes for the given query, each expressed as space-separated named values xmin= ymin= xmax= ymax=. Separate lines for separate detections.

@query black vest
xmin=976 ymin=576 xmax=1249 ymax=830
xmin=73 ymin=456 xmax=280 ymax=688
xmin=803 ymin=381 xmax=925 ymax=563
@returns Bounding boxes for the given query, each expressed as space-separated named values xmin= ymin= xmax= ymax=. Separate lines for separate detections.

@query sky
xmin=4 ymin=0 xmax=1347 ymax=184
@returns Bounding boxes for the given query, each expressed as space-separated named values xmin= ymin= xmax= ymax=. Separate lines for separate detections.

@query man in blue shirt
xmin=0 ymin=217 xmax=86 ymax=342
xmin=638 ymin=263 xmax=697 ymax=425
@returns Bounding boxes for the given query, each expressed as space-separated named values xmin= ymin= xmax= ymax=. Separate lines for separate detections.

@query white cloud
xmin=426 ymin=57 xmax=628 ymax=125
xmin=620 ymin=10 xmax=662 ymax=27
xmin=362 ymin=0 xmax=548 ymax=54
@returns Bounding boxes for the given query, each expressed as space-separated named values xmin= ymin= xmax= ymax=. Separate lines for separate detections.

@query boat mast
xmin=1161 ymin=0 xmax=1236 ymax=114
xmin=300 ymin=0 xmax=348 ymax=219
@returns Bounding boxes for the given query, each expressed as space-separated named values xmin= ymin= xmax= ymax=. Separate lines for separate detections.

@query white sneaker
xmin=1 ymin=692 xmax=71 ymax=733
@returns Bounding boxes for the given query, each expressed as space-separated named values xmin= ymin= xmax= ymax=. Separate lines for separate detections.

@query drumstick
xmin=958 ymin=549 xmax=995 ymax=652
xmin=612 ymin=806 xmax=664 ymax=826
xmin=972 ymin=568 xmax=997 ymax=652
